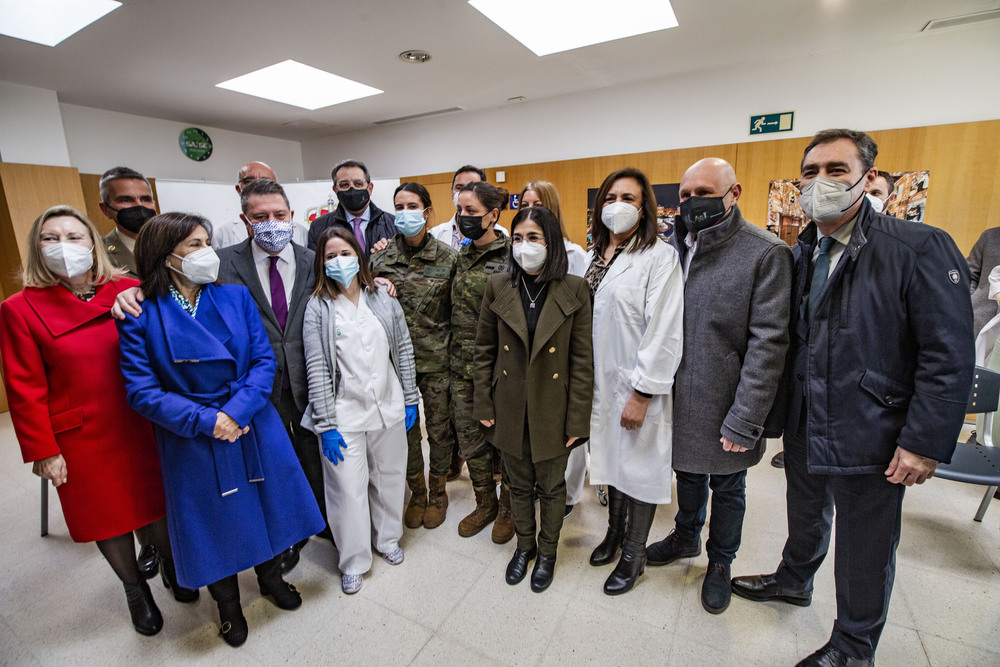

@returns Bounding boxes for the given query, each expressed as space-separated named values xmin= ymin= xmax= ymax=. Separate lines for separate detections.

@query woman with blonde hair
xmin=0 ymin=205 xmax=187 ymax=637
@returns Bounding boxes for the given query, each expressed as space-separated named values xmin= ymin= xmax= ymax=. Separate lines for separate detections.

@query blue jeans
xmin=673 ymin=469 xmax=747 ymax=565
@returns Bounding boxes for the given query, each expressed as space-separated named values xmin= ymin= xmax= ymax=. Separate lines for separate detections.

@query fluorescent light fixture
xmin=216 ymin=60 xmax=383 ymax=111
xmin=469 ymin=0 xmax=677 ymax=56
xmin=0 ymin=0 xmax=121 ymax=47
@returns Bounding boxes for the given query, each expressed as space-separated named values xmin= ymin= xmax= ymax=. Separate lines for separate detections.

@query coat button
xmin=503 ymin=370 xmax=508 ymax=376
xmin=548 ymin=347 xmax=556 ymax=353
xmin=552 ymin=373 xmax=559 ymax=379
xmin=885 ymin=395 xmax=893 ymax=404
xmin=796 ymin=373 xmax=804 ymax=381
xmin=504 ymin=345 xmax=509 ymax=351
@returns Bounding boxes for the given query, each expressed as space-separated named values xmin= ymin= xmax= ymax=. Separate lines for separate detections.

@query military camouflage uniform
xmin=450 ymin=235 xmax=511 ymax=488
xmin=371 ymin=233 xmax=457 ymax=478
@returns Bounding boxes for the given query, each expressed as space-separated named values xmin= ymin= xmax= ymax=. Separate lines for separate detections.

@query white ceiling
xmin=0 ymin=0 xmax=997 ymax=142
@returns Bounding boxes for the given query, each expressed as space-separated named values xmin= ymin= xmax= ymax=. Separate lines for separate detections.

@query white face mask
xmin=601 ymin=201 xmax=640 ymax=234
xmin=453 ymin=191 xmax=461 ymax=207
xmin=865 ymin=193 xmax=884 ymax=214
xmin=798 ymin=175 xmax=865 ymax=224
xmin=512 ymin=240 xmax=547 ymax=273
xmin=169 ymin=246 xmax=220 ymax=284
xmin=41 ymin=243 xmax=94 ymax=279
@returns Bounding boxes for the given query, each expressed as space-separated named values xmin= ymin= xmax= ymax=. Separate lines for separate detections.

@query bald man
xmin=213 ymin=162 xmax=308 ymax=249
xmin=644 ymin=158 xmax=793 ymax=614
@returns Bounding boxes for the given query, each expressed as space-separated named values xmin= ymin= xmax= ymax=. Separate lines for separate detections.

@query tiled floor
xmin=1 ymin=412 xmax=998 ymax=666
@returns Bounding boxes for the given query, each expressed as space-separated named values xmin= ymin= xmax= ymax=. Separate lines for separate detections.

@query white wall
xmin=0 ymin=82 xmax=72 ymax=167
xmin=300 ymin=25 xmax=1000 ymax=179
xmin=59 ymin=103 xmax=305 ymax=182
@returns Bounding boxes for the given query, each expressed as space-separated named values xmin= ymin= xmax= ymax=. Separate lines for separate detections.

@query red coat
xmin=0 ymin=279 xmax=165 ymax=542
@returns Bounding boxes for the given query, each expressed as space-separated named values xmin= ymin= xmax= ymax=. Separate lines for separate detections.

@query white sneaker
xmin=341 ymin=573 xmax=363 ymax=594
xmin=382 ymin=547 xmax=404 ymax=565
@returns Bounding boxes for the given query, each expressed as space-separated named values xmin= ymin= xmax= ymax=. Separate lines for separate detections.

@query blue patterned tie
xmin=808 ymin=236 xmax=836 ymax=318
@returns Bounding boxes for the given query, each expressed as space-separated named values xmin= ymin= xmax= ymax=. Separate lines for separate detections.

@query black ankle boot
xmin=257 ymin=556 xmax=302 ymax=610
xmin=603 ymin=497 xmax=656 ymax=596
xmin=123 ymin=580 xmax=163 ymax=636
xmin=160 ymin=555 xmax=199 ymax=603
xmin=590 ymin=486 xmax=626 ymax=566
xmin=530 ymin=553 xmax=556 ymax=593
xmin=505 ymin=547 xmax=537 ymax=585
xmin=217 ymin=600 xmax=248 ymax=647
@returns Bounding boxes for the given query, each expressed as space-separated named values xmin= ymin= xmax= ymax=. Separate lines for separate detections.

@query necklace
xmin=521 ymin=275 xmax=546 ymax=309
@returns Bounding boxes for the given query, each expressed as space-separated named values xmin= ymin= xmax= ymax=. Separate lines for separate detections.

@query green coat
xmin=450 ymin=235 xmax=510 ymax=378
xmin=472 ymin=273 xmax=594 ymax=463
xmin=370 ymin=233 xmax=456 ymax=373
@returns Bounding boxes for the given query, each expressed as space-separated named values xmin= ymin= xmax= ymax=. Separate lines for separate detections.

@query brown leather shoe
xmin=491 ymin=484 xmax=514 ymax=544
xmin=423 ymin=474 xmax=449 ymax=529
xmin=731 ymin=572 xmax=812 ymax=607
xmin=404 ymin=473 xmax=427 ymax=529
xmin=458 ymin=484 xmax=498 ymax=537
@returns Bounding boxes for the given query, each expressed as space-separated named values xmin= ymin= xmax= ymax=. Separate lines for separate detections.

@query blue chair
xmin=935 ymin=366 xmax=1000 ymax=522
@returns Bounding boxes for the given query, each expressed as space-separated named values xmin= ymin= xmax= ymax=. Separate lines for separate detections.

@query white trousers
xmin=564 ymin=444 xmax=588 ymax=505
xmin=320 ymin=420 xmax=407 ymax=576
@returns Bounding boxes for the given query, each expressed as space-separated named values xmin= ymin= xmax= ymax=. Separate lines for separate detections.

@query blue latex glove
xmin=405 ymin=405 xmax=419 ymax=431
xmin=321 ymin=429 xmax=348 ymax=465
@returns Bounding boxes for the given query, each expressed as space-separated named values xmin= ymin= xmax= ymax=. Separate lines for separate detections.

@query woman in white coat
xmin=584 ymin=167 xmax=684 ymax=596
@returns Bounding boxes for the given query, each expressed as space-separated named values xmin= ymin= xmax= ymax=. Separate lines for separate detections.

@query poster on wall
xmin=766 ymin=170 xmax=930 ymax=246
xmin=586 ymin=183 xmax=680 ymax=248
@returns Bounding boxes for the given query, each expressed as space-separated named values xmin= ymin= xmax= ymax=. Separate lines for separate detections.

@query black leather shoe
xmin=603 ymin=540 xmax=646 ymax=595
xmin=278 ymin=540 xmax=305 ymax=575
xmin=530 ymin=553 xmax=556 ymax=593
xmin=731 ymin=573 xmax=812 ymax=607
xmin=646 ymin=530 xmax=701 ymax=566
xmin=701 ymin=562 xmax=731 ymax=614
xmin=796 ymin=642 xmax=874 ymax=666
xmin=136 ymin=544 xmax=159 ymax=580
xmin=505 ymin=547 xmax=537 ymax=585
xmin=771 ymin=451 xmax=785 ymax=468
xmin=160 ymin=555 xmax=199 ymax=603
xmin=123 ymin=581 xmax=163 ymax=636
xmin=217 ymin=600 xmax=248 ymax=647
xmin=259 ymin=578 xmax=302 ymax=610
xmin=563 ymin=504 xmax=574 ymax=519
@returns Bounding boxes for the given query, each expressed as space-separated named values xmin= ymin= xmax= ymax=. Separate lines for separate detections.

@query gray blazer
xmin=670 ymin=205 xmax=793 ymax=474
xmin=301 ymin=287 xmax=419 ymax=434
xmin=102 ymin=227 xmax=137 ymax=278
xmin=217 ymin=239 xmax=315 ymax=411
xmin=967 ymin=227 xmax=1000 ymax=336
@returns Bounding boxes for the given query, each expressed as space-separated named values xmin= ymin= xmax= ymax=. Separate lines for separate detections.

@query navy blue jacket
xmin=773 ymin=200 xmax=974 ymax=474
xmin=307 ymin=201 xmax=396 ymax=253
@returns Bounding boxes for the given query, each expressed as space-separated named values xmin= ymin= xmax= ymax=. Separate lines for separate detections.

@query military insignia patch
xmin=948 ymin=269 xmax=960 ymax=285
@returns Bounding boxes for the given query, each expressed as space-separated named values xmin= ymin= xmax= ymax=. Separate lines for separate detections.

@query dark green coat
xmin=472 ymin=273 xmax=594 ymax=463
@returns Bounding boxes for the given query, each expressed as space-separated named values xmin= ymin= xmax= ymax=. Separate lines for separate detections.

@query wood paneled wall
xmin=404 ymin=119 xmax=1000 ymax=256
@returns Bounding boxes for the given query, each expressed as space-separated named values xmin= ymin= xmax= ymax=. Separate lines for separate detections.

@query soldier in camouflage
xmin=371 ymin=183 xmax=458 ymax=530
xmin=450 ymin=181 xmax=514 ymax=541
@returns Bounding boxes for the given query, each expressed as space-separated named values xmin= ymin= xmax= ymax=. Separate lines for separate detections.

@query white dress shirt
xmin=251 ymin=240 xmax=295 ymax=307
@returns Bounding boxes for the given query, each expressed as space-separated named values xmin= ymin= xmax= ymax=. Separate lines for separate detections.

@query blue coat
xmin=773 ymin=200 xmax=975 ymax=474
xmin=117 ymin=283 xmax=325 ymax=588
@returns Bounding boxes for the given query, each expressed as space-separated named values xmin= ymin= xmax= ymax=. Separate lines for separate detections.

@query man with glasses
xmin=307 ymin=159 xmax=394 ymax=254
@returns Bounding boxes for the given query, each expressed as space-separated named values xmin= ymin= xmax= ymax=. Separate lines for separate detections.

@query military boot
xmin=423 ymin=473 xmax=449 ymax=529
xmin=404 ymin=473 xmax=427 ymax=529
xmin=491 ymin=483 xmax=515 ymax=544
xmin=458 ymin=484 xmax=499 ymax=537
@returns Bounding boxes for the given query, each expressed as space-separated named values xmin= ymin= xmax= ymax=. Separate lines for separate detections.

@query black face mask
xmin=337 ymin=187 xmax=370 ymax=212
xmin=111 ymin=205 xmax=157 ymax=233
xmin=456 ymin=214 xmax=489 ymax=241
xmin=679 ymin=194 xmax=730 ymax=233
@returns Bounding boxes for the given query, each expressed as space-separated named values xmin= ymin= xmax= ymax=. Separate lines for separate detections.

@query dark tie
xmin=352 ymin=217 xmax=366 ymax=253
xmin=269 ymin=255 xmax=288 ymax=330
xmin=808 ymin=236 xmax=837 ymax=317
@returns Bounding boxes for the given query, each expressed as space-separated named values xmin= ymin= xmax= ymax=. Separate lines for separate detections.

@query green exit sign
xmin=750 ymin=112 xmax=794 ymax=135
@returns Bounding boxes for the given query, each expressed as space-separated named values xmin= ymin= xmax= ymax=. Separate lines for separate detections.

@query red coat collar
xmin=22 ymin=282 xmax=121 ymax=337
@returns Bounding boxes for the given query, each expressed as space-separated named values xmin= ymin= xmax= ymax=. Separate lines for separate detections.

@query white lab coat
xmin=974 ymin=266 xmax=1000 ymax=446
xmin=588 ymin=238 xmax=684 ymax=504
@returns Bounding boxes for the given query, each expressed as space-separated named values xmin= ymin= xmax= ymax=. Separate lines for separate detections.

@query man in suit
xmin=217 ymin=178 xmax=327 ymax=573
xmin=646 ymin=157 xmax=792 ymax=615
xmin=98 ymin=166 xmax=158 ymax=278
xmin=731 ymin=129 xmax=974 ymax=666
xmin=306 ymin=159 xmax=395 ymax=254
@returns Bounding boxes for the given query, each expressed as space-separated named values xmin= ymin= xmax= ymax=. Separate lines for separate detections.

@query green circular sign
xmin=179 ymin=127 xmax=213 ymax=161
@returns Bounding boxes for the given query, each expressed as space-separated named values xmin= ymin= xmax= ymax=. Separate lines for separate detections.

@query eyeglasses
xmin=336 ymin=179 xmax=369 ymax=190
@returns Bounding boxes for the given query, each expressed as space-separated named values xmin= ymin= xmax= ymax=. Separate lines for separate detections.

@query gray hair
xmin=99 ymin=166 xmax=153 ymax=204
xmin=330 ymin=159 xmax=371 ymax=184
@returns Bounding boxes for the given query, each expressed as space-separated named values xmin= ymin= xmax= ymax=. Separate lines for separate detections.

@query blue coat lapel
xmin=160 ymin=285 xmax=237 ymax=364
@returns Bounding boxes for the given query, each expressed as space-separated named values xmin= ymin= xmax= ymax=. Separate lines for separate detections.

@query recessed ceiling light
xmin=0 ymin=0 xmax=121 ymax=47
xmin=468 ymin=0 xmax=677 ymax=56
xmin=216 ymin=60 xmax=383 ymax=111
xmin=399 ymin=50 xmax=432 ymax=63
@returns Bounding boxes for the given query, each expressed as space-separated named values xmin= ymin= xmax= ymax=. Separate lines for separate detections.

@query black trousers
xmin=276 ymin=388 xmax=328 ymax=530
xmin=774 ymin=429 xmax=905 ymax=659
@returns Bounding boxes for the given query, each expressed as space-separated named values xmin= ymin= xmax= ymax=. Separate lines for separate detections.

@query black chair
xmin=935 ymin=366 xmax=1000 ymax=522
